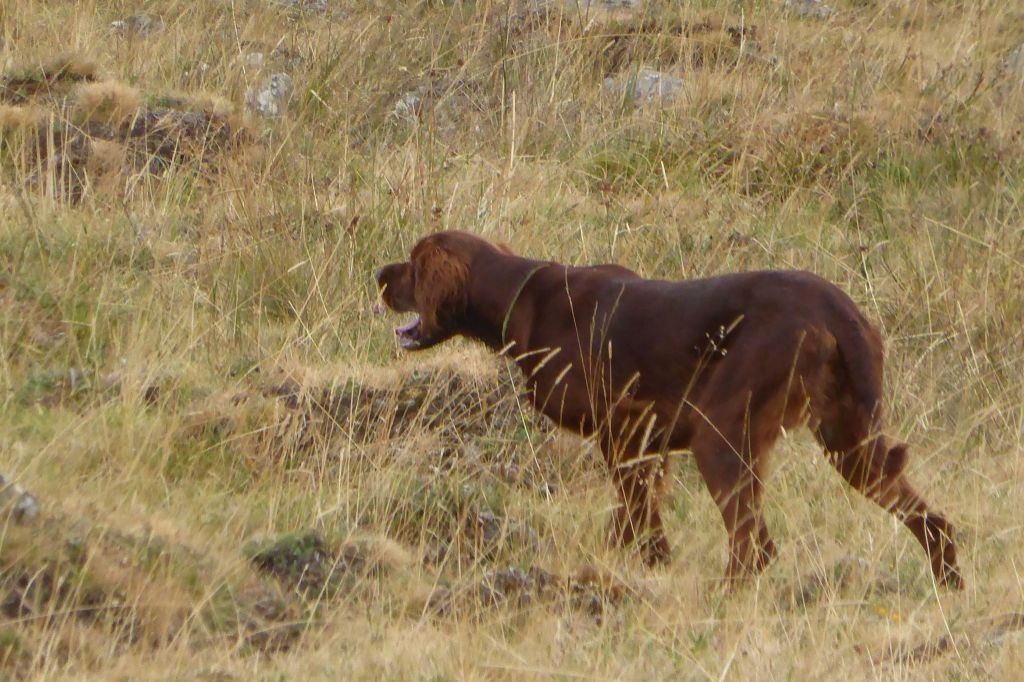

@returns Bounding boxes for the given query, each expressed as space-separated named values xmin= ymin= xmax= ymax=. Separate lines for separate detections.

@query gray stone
xmin=478 ymin=565 xmax=558 ymax=609
xmin=576 ymin=0 xmax=640 ymax=10
xmin=466 ymin=511 xmax=540 ymax=553
xmin=245 ymin=53 xmax=266 ymax=70
xmin=1006 ymin=44 xmax=1024 ymax=78
xmin=270 ymin=47 xmax=307 ymax=70
xmin=993 ymin=44 xmax=1024 ymax=101
xmin=275 ymin=0 xmax=328 ymax=14
xmin=186 ymin=63 xmax=212 ymax=80
xmin=505 ymin=0 xmax=641 ymax=37
xmin=391 ymin=89 xmax=425 ymax=124
xmin=64 ymin=367 xmax=87 ymax=391
xmin=0 ymin=473 xmax=40 ymax=524
xmin=389 ymin=79 xmax=472 ymax=126
xmin=982 ymin=627 xmax=1024 ymax=652
xmin=426 ymin=586 xmax=452 ymax=615
xmin=603 ymin=67 xmax=684 ymax=107
xmin=790 ymin=555 xmax=900 ymax=605
xmin=742 ymin=41 xmax=782 ymax=68
xmin=237 ymin=43 xmax=306 ymax=72
xmin=784 ymin=0 xmax=835 ymax=19
xmin=831 ymin=556 xmax=900 ymax=593
xmin=488 ymin=566 xmax=531 ymax=594
xmin=245 ymin=73 xmax=293 ymax=117
xmin=475 ymin=511 xmax=503 ymax=546
xmin=110 ymin=14 xmax=166 ymax=36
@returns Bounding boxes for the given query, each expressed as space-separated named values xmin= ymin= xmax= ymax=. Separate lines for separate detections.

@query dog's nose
xmin=374 ymin=267 xmax=385 ymax=284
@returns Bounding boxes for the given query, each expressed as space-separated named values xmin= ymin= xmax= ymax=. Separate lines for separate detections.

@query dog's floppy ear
xmin=412 ymin=242 xmax=469 ymax=334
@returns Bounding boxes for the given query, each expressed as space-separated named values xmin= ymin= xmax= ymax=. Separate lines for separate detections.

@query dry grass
xmin=2 ymin=0 xmax=1024 ymax=679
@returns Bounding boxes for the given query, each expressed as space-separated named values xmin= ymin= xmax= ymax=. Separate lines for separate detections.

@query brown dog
xmin=374 ymin=231 xmax=962 ymax=588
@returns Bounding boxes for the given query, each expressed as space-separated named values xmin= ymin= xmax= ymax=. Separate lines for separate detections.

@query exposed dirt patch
xmin=245 ymin=531 xmax=333 ymax=596
xmin=237 ymin=530 xmax=418 ymax=652
xmin=0 ymin=512 xmax=330 ymax=662
xmin=261 ymin=368 xmax=533 ymax=444
xmin=499 ymin=5 xmax=766 ymax=77
xmin=0 ymin=56 xmax=97 ymax=104
xmin=244 ymin=530 xmax=412 ymax=600
xmin=380 ymin=473 xmax=544 ymax=568
xmin=427 ymin=562 xmax=639 ymax=624
xmin=0 ymin=516 xmax=176 ymax=657
xmin=0 ymin=57 xmax=251 ymax=202
xmin=877 ymin=612 xmax=1024 ymax=667
xmin=232 ymin=587 xmax=307 ymax=653
xmin=787 ymin=556 xmax=902 ymax=607
xmin=190 ymin=367 xmax=557 ymax=479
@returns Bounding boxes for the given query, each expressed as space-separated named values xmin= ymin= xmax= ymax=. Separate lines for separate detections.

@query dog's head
xmin=374 ymin=232 xmax=511 ymax=350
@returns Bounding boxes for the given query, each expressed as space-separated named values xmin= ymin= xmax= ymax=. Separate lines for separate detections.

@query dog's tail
xmin=833 ymin=312 xmax=885 ymax=422
xmin=828 ymin=295 xmax=909 ymax=474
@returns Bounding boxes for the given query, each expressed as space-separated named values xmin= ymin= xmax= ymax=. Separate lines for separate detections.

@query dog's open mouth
xmin=395 ymin=316 xmax=422 ymax=350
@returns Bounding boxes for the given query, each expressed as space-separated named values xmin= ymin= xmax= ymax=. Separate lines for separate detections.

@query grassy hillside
xmin=2 ymin=0 xmax=1023 ymax=678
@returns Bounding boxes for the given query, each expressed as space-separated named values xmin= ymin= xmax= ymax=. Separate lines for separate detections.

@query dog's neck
xmin=462 ymin=250 xmax=550 ymax=352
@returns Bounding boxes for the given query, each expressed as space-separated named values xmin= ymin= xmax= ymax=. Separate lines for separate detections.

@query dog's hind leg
xmin=690 ymin=399 xmax=781 ymax=586
xmin=686 ymin=329 xmax=821 ymax=586
xmin=815 ymin=415 xmax=963 ymax=590
xmin=684 ymin=378 xmax=786 ymax=581
xmin=814 ymin=310 xmax=963 ymax=588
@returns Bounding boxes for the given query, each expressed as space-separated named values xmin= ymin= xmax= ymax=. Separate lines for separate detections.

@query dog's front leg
xmin=604 ymin=447 xmax=671 ymax=566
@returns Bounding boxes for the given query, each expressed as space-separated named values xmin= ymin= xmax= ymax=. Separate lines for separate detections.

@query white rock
xmin=0 ymin=473 xmax=40 ymax=524
xmin=245 ymin=73 xmax=294 ymax=117
xmin=577 ymin=0 xmax=640 ymax=9
xmin=1006 ymin=44 xmax=1024 ymax=77
xmin=275 ymin=0 xmax=328 ymax=14
xmin=603 ymin=67 xmax=684 ymax=107
xmin=391 ymin=90 xmax=425 ymax=123
xmin=245 ymin=53 xmax=266 ymax=69
xmin=110 ymin=14 xmax=166 ymax=36
xmin=784 ymin=0 xmax=835 ymax=19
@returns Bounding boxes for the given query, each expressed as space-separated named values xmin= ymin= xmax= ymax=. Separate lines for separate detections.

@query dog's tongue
xmin=395 ymin=317 xmax=421 ymax=350
xmin=395 ymin=317 xmax=420 ymax=336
